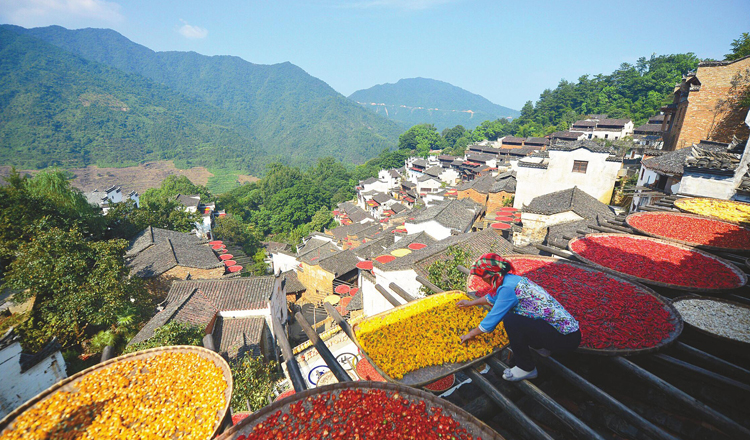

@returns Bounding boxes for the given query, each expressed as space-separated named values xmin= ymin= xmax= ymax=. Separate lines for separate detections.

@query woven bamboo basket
xmin=502 ymin=255 xmax=683 ymax=356
xmin=350 ymin=291 xmax=508 ymax=387
xmin=674 ymin=197 xmax=750 ymax=227
xmin=671 ymin=296 xmax=750 ymax=348
xmin=216 ymin=381 xmax=504 ymax=439
xmin=0 ymin=345 xmax=232 ymax=439
xmin=567 ymin=233 xmax=747 ymax=293
xmin=625 ymin=211 xmax=750 ymax=254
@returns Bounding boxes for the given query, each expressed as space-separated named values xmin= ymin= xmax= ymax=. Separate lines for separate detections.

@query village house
xmin=84 ymin=185 xmax=140 ymax=214
xmin=524 ymin=137 xmax=550 ymax=149
xmin=416 ymin=175 xmax=442 ymax=195
xmin=515 ymin=186 xmax=614 ymax=247
xmin=174 ymin=194 xmax=215 ymax=239
xmin=514 ymin=139 xmax=622 ymax=208
xmin=633 ymin=114 xmax=666 ymax=148
xmin=632 ymin=136 xmax=750 ymax=210
xmin=0 ymin=330 xmax=66 ymax=419
xmin=424 ymin=165 xmax=460 ymax=186
xmin=550 ymin=131 xmax=586 ymax=143
xmin=571 ymin=116 xmax=634 ymax=141
xmin=334 ymin=201 xmax=375 ymax=226
xmin=570 ymin=116 xmax=634 ymax=140
xmin=128 ymin=276 xmax=287 ymax=362
xmin=500 ymin=136 xmax=526 ymax=148
xmin=487 ymin=172 xmax=517 ymax=213
xmin=661 ymin=55 xmax=750 ymax=151
xmin=126 ymin=226 xmax=225 ymax=294
xmin=403 ymin=198 xmax=482 ymax=240
xmin=456 ymin=174 xmax=495 ymax=207
xmin=465 ymin=152 xmax=498 ymax=169
xmin=377 ymin=169 xmax=402 ymax=190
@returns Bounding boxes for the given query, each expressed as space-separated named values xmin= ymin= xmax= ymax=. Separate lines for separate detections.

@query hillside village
xmin=1 ymin=45 xmax=750 ymax=438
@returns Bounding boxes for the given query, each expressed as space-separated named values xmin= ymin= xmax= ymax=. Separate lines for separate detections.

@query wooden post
xmin=388 ymin=282 xmax=416 ymax=303
xmin=375 ymin=284 xmax=402 ymax=307
xmin=295 ymin=312 xmax=351 ymax=383
xmin=416 ymin=276 xmax=444 ymax=293
xmin=271 ymin=314 xmax=307 ymax=392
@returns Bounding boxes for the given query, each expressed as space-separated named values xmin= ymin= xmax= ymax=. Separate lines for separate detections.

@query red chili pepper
xmin=509 ymin=258 xmax=676 ymax=350
xmin=569 ymin=235 xmax=742 ymax=289
xmin=629 ymin=212 xmax=750 ymax=250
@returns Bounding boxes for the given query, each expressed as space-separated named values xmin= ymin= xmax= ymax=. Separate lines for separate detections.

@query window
xmin=641 ymin=168 xmax=645 ymax=179
xmin=604 ymin=134 xmax=609 ymax=139
xmin=572 ymin=160 xmax=588 ymax=173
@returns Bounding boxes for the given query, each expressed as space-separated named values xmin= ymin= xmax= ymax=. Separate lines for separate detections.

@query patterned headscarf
xmin=470 ymin=253 xmax=513 ymax=278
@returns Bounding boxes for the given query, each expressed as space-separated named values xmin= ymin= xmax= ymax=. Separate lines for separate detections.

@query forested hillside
xmin=467 ymin=54 xmax=701 ymax=141
xmin=0 ymin=27 xmax=266 ymax=171
xmin=5 ymin=25 xmax=403 ymax=166
xmin=349 ymin=77 xmax=518 ymax=130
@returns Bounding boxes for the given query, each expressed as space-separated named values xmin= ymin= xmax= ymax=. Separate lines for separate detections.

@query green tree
xmin=0 ymin=169 xmax=105 ymax=266
xmin=726 ymin=32 xmax=750 ymax=61
xmin=230 ymin=353 xmax=280 ymax=412
xmin=141 ymin=175 xmax=212 ymax=206
xmin=124 ymin=321 xmax=204 ymax=354
xmin=441 ymin=125 xmax=469 ymax=148
xmin=422 ymin=246 xmax=472 ymax=296
xmin=213 ymin=214 xmax=261 ymax=257
xmin=398 ymin=124 xmax=447 ymax=155
xmin=105 ymin=198 xmax=201 ymax=239
xmin=7 ymin=226 xmax=151 ymax=350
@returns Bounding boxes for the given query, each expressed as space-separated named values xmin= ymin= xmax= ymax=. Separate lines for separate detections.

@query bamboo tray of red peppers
xmin=625 ymin=211 xmax=750 ymax=253
xmin=216 ymin=381 xmax=503 ymax=440
xmin=504 ymin=256 xmax=682 ymax=355
xmin=568 ymin=233 xmax=747 ymax=293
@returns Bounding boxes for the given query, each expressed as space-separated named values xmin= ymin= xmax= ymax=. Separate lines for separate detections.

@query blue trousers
xmin=504 ymin=313 xmax=581 ymax=371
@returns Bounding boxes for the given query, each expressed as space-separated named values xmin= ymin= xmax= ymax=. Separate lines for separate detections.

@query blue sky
xmin=1 ymin=0 xmax=748 ymax=110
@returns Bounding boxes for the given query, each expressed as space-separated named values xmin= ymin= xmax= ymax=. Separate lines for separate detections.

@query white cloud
xmin=0 ymin=0 xmax=123 ymax=27
xmin=342 ymin=0 xmax=456 ymax=9
xmin=178 ymin=20 xmax=208 ymax=39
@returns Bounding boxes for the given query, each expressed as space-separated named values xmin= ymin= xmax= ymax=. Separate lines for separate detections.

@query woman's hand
xmin=456 ymin=299 xmax=472 ymax=309
xmin=460 ymin=328 xmax=483 ymax=344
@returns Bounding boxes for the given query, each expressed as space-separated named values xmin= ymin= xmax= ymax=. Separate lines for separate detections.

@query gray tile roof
xmin=408 ymin=199 xmax=480 ymax=231
xmin=128 ymin=276 xmax=275 ymax=345
xmin=318 ymin=249 xmax=360 ymax=277
xmin=525 ymin=137 xmax=550 ymax=146
xmin=412 ymin=159 xmax=428 ymax=168
xmin=425 ymin=166 xmax=444 ymax=177
xmin=491 ymin=172 xmax=517 ymax=193
xmin=466 ymin=152 xmax=497 ymax=163
xmin=175 ymin=194 xmax=201 ymax=208
xmin=548 ymin=139 xmax=614 ymax=154
xmin=457 ymin=174 xmax=494 ymax=193
xmin=551 ymin=131 xmax=585 ymax=141
xmin=372 ymin=193 xmax=392 ymax=204
xmin=282 ymin=270 xmax=306 ymax=294
xmin=347 ymin=289 xmax=363 ymax=311
xmin=382 ymin=231 xmax=436 ymax=254
xmin=212 ymin=316 xmax=266 ymax=361
xmin=329 ymin=222 xmax=374 ymax=241
xmin=391 ymin=203 xmax=408 ymax=213
xmin=388 ymin=169 xmax=401 ymax=178
xmin=524 ymin=187 xmax=613 ymax=219
xmin=127 ymin=239 xmax=222 ymax=278
xmin=438 ymin=155 xmax=455 ymax=161
xmin=502 ymin=136 xmax=526 ymax=145
xmin=348 ymin=209 xmax=373 ymax=223
xmin=648 ymin=114 xmax=666 ymax=124
xmin=127 ymin=226 xmax=205 ymax=257
xmin=634 ymin=123 xmax=663 ymax=134
xmin=351 ymin=234 xmax=395 ymax=259
xmin=684 ymin=145 xmax=741 ymax=175
xmin=418 ymin=174 xmax=440 ymax=183
xmin=362 ymin=177 xmax=378 ymax=185
xmin=300 ymin=242 xmax=340 ymax=264
xmin=642 ymin=144 xmax=721 ymax=176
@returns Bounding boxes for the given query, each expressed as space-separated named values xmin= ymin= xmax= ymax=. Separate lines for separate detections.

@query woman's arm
xmin=460 ymin=287 xmax=518 ymax=343
xmin=456 ymin=296 xmax=491 ymax=309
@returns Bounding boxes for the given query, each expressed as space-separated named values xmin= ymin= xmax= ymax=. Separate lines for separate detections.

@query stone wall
xmin=458 ymin=189 xmax=487 ymax=207
xmin=296 ymin=263 xmax=334 ymax=303
xmin=487 ymin=191 xmax=513 ymax=213
xmin=674 ymin=57 xmax=750 ymax=150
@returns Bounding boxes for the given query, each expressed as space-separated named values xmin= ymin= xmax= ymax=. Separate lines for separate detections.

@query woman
xmin=457 ymin=253 xmax=581 ymax=381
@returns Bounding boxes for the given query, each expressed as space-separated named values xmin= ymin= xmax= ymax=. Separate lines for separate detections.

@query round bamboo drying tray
xmin=674 ymin=197 xmax=750 ymax=226
xmin=0 ymin=345 xmax=233 ymax=439
xmin=504 ymin=255 xmax=683 ymax=356
xmin=671 ymin=296 xmax=750 ymax=348
xmin=351 ymin=292 xmax=508 ymax=387
xmin=625 ymin=211 xmax=750 ymax=254
xmin=567 ymin=233 xmax=747 ymax=293
xmin=216 ymin=381 xmax=504 ymax=440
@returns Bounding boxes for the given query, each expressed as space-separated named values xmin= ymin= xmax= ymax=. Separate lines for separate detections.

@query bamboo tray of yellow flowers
xmin=674 ymin=197 xmax=750 ymax=226
xmin=352 ymin=291 xmax=509 ymax=387
xmin=0 ymin=346 xmax=232 ymax=440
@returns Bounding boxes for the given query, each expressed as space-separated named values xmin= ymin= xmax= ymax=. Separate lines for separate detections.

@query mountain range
xmin=349 ymin=78 xmax=518 ymax=130
xmin=0 ymin=25 xmax=403 ymax=173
